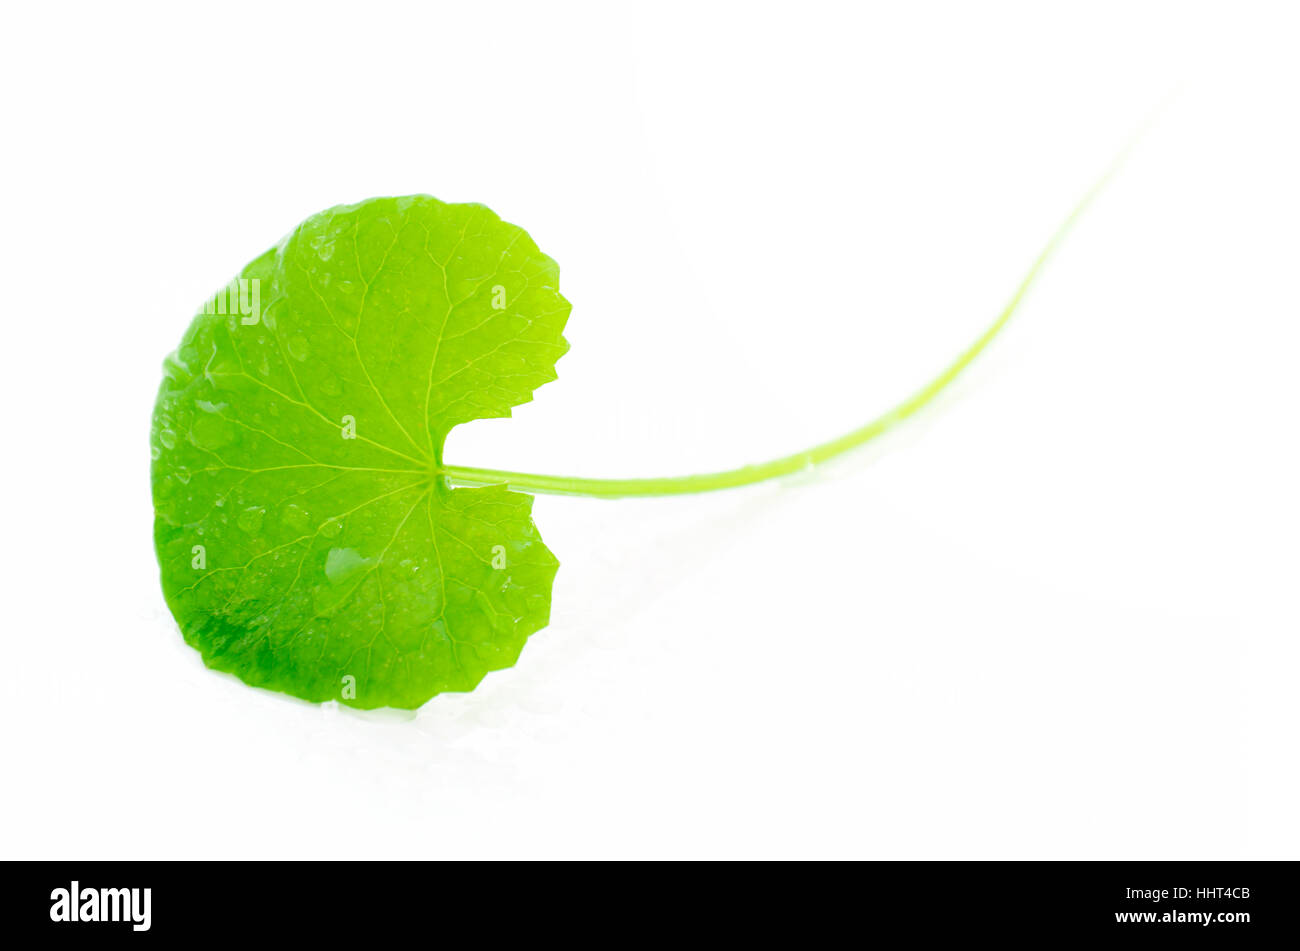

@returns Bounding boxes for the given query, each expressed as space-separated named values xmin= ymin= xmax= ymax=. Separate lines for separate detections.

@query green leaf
xmin=151 ymin=196 xmax=569 ymax=709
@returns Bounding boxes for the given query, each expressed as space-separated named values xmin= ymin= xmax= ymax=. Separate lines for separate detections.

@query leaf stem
xmin=443 ymin=125 xmax=1148 ymax=499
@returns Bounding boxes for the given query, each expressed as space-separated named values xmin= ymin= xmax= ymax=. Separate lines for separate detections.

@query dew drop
xmin=159 ymin=429 xmax=177 ymax=450
xmin=325 ymin=547 xmax=372 ymax=585
xmin=310 ymin=234 xmax=336 ymax=261
xmin=237 ymin=506 xmax=265 ymax=533
xmin=190 ymin=415 xmax=237 ymax=451
xmin=281 ymin=503 xmax=310 ymax=534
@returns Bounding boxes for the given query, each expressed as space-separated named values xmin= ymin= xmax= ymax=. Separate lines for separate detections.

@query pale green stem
xmin=442 ymin=127 xmax=1147 ymax=499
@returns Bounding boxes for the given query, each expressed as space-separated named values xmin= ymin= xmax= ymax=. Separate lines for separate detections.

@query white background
xmin=2 ymin=1 xmax=1297 ymax=859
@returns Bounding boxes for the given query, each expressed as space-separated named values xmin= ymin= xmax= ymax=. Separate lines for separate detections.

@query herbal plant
xmin=152 ymin=171 xmax=1117 ymax=709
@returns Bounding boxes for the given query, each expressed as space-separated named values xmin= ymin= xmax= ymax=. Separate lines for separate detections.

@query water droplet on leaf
xmin=237 ymin=506 xmax=265 ymax=533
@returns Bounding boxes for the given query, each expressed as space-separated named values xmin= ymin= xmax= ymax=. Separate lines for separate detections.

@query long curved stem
xmin=442 ymin=132 xmax=1143 ymax=499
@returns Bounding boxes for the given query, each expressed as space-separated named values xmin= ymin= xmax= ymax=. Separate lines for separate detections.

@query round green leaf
xmin=151 ymin=196 xmax=568 ymax=709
